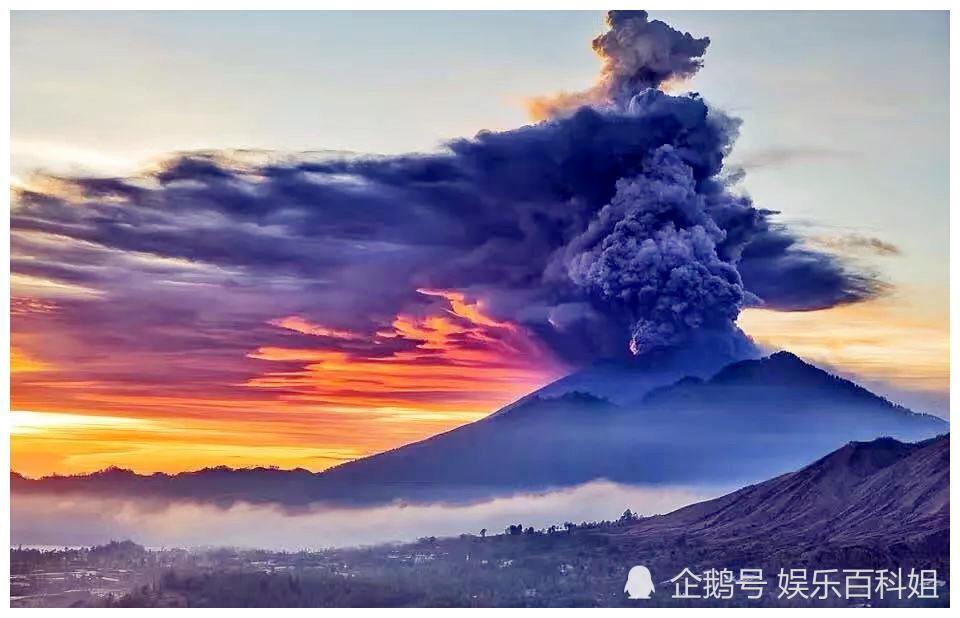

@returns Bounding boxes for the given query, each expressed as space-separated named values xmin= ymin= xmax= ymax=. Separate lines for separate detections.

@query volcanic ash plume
xmin=11 ymin=10 xmax=881 ymax=374
xmin=564 ymin=145 xmax=744 ymax=356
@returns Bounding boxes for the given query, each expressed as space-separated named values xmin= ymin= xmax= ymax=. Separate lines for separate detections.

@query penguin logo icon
xmin=624 ymin=565 xmax=655 ymax=600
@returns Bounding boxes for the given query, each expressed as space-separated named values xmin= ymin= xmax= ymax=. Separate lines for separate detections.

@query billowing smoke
xmin=11 ymin=10 xmax=881 ymax=371
xmin=596 ymin=10 xmax=711 ymax=101
xmin=563 ymin=144 xmax=744 ymax=355
xmin=527 ymin=10 xmax=709 ymax=118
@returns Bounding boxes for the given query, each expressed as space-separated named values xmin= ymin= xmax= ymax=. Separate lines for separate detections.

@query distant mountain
xmin=13 ymin=352 xmax=947 ymax=506
xmin=610 ymin=434 xmax=949 ymax=572
xmin=11 ymin=465 xmax=322 ymax=509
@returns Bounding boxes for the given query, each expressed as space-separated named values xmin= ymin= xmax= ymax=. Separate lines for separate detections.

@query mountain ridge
xmin=609 ymin=433 xmax=949 ymax=558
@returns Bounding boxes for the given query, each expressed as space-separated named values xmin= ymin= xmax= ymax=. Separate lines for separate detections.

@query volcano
xmin=12 ymin=352 xmax=947 ymax=506
xmin=315 ymin=351 xmax=946 ymax=502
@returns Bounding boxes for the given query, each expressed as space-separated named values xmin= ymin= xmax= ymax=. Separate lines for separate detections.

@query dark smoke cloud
xmin=561 ymin=145 xmax=744 ymax=355
xmin=11 ymin=10 xmax=882 ymax=369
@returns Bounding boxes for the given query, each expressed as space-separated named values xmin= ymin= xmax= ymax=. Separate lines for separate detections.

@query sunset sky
xmin=10 ymin=11 xmax=949 ymax=477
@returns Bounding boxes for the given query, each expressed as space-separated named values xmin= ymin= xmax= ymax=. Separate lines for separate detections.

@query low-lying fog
xmin=12 ymin=482 xmax=721 ymax=550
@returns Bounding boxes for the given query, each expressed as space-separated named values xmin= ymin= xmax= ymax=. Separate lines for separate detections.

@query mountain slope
xmin=606 ymin=434 xmax=949 ymax=569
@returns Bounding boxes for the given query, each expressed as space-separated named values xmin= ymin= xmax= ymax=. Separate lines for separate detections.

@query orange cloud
xmin=247 ymin=289 xmax=566 ymax=414
xmin=525 ymin=89 xmax=607 ymax=122
xmin=417 ymin=288 xmax=512 ymax=329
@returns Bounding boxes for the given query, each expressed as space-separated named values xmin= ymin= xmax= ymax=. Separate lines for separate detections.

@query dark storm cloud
xmin=11 ymin=10 xmax=883 ymax=366
xmin=737 ymin=227 xmax=888 ymax=311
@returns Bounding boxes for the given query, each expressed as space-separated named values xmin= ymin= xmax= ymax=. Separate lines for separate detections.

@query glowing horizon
xmin=12 ymin=295 xmax=949 ymax=478
xmin=11 ymin=288 xmax=569 ymax=477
